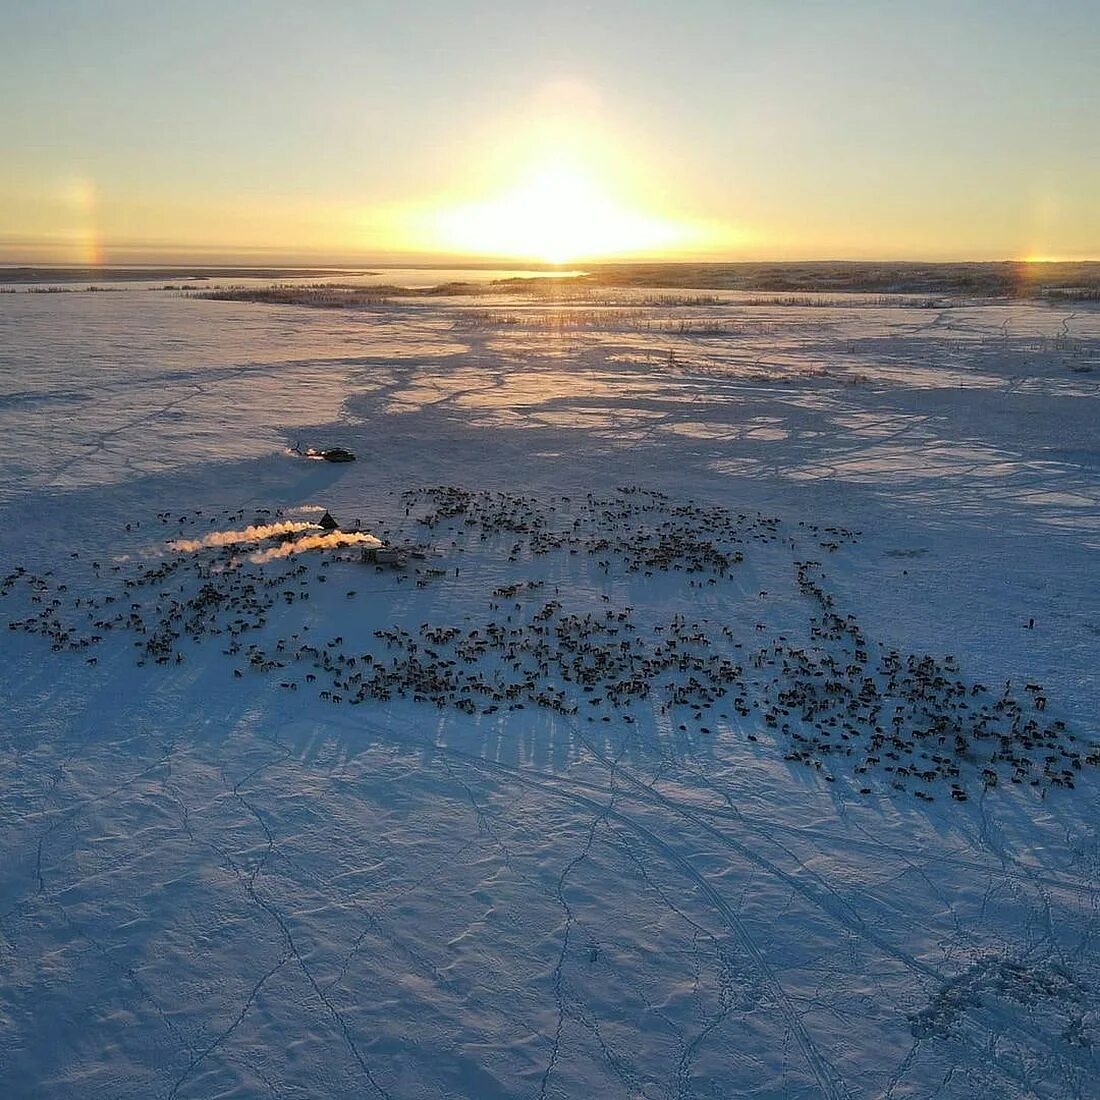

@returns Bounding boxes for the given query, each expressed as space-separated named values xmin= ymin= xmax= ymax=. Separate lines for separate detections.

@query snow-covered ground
xmin=0 ymin=288 xmax=1097 ymax=1099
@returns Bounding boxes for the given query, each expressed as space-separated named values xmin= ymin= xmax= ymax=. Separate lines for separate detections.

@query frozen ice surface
xmin=0 ymin=288 xmax=1097 ymax=1098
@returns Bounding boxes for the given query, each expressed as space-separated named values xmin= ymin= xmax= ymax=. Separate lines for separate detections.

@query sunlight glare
xmin=428 ymin=155 xmax=695 ymax=264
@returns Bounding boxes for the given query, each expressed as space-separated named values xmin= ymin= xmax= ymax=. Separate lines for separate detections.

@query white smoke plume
xmin=169 ymin=521 xmax=317 ymax=553
xmin=249 ymin=531 xmax=382 ymax=563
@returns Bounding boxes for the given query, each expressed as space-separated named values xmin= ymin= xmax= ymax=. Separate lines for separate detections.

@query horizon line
xmin=2 ymin=254 xmax=1099 ymax=270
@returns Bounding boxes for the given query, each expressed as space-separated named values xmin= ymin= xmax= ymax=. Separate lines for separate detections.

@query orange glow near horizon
xmin=368 ymin=84 xmax=739 ymax=264
xmin=8 ymin=99 xmax=1093 ymax=267
xmin=420 ymin=153 xmax=705 ymax=264
xmin=60 ymin=178 xmax=104 ymax=265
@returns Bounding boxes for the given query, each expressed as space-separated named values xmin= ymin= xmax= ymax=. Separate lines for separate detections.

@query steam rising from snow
xmin=167 ymin=521 xmax=383 ymax=563
xmin=168 ymin=521 xmax=316 ymax=552
xmin=249 ymin=531 xmax=381 ymax=563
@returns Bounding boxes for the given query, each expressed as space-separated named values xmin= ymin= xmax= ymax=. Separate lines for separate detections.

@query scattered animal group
xmin=3 ymin=486 xmax=1093 ymax=802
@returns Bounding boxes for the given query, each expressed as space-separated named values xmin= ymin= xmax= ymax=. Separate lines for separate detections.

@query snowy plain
xmin=0 ymin=284 xmax=1098 ymax=1099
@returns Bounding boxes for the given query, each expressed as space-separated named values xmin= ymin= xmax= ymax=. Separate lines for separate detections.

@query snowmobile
xmin=290 ymin=442 xmax=357 ymax=462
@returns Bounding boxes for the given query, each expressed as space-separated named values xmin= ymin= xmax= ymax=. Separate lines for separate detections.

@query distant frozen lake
xmin=0 ymin=264 xmax=585 ymax=292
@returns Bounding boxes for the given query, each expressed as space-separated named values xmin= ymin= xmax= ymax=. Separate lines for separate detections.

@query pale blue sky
xmin=2 ymin=1 xmax=1097 ymax=261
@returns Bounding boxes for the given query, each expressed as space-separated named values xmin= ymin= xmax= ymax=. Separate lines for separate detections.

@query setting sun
xmin=422 ymin=154 xmax=702 ymax=264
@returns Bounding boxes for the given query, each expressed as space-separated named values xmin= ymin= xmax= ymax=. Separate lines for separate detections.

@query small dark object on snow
xmin=363 ymin=546 xmax=407 ymax=567
xmin=319 ymin=511 xmax=339 ymax=531
xmin=290 ymin=441 xmax=356 ymax=462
